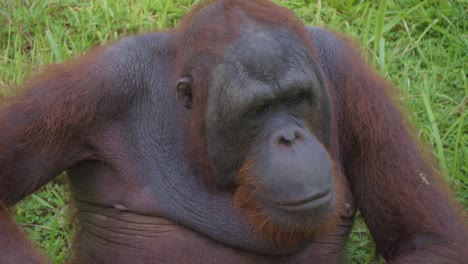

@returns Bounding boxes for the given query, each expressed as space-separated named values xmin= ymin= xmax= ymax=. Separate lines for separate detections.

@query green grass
xmin=1 ymin=0 xmax=466 ymax=263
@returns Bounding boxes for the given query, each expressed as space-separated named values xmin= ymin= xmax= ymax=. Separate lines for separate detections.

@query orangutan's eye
xmin=249 ymin=104 xmax=269 ymax=116
xmin=286 ymin=93 xmax=304 ymax=107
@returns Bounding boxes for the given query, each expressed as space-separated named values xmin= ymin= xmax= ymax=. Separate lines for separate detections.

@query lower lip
xmin=272 ymin=191 xmax=332 ymax=212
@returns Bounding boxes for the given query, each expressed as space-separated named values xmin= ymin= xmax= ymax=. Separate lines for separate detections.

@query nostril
xmin=278 ymin=129 xmax=297 ymax=145
xmin=279 ymin=137 xmax=291 ymax=145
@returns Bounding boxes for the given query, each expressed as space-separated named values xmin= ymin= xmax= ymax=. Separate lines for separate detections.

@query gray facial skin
xmin=205 ymin=28 xmax=335 ymax=228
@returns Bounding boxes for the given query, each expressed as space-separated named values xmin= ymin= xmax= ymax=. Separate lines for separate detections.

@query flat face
xmin=202 ymin=27 xmax=336 ymax=243
xmin=204 ymin=28 xmax=330 ymax=184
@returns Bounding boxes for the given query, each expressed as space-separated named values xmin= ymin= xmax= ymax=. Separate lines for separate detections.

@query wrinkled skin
xmin=67 ymin=29 xmax=354 ymax=262
xmin=0 ymin=1 xmax=466 ymax=263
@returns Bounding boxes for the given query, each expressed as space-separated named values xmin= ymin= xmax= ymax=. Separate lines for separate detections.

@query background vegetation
xmin=1 ymin=0 xmax=466 ymax=263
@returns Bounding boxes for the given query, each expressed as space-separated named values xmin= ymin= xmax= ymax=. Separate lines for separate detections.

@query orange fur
xmin=233 ymin=158 xmax=339 ymax=250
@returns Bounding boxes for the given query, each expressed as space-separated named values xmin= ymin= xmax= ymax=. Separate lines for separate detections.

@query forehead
xmin=220 ymin=29 xmax=314 ymax=82
xmin=209 ymin=29 xmax=316 ymax=99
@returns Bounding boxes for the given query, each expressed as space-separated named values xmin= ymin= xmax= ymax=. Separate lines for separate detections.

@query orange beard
xmin=233 ymin=159 xmax=341 ymax=250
